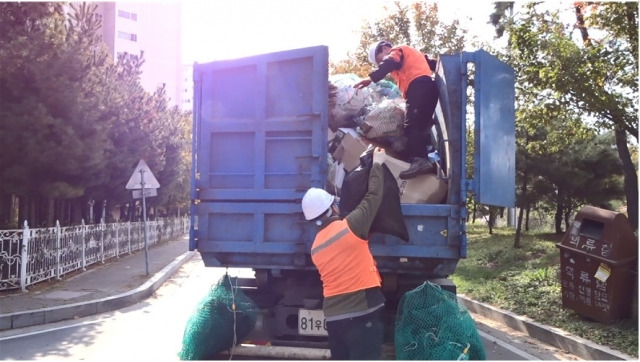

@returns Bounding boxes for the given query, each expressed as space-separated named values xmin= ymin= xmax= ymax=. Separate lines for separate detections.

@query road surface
xmin=0 ymin=254 xmax=580 ymax=360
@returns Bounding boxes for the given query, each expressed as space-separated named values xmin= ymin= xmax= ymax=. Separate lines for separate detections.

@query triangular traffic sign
xmin=126 ymin=159 xmax=161 ymax=189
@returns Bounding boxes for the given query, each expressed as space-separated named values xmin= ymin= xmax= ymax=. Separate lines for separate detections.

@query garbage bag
xmin=361 ymin=99 xmax=406 ymax=140
xmin=395 ymin=282 xmax=486 ymax=360
xmin=339 ymin=146 xmax=409 ymax=242
xmin=178 ymin=274 xmax=258 ymax=360
xmin=329 ymin=74 xmax=372 ymax=131
xmin=369 ymin=79 xmax=402 ymax=102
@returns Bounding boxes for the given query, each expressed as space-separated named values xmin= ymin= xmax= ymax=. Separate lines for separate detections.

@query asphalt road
xmin=0 ymin=254 xmax=580 ymax=360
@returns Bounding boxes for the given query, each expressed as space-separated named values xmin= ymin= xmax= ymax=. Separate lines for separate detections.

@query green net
xmin=178 ymin=274 xmax=258 ymax=360
xmin=395 ymin=282 xmax=486 ymax=360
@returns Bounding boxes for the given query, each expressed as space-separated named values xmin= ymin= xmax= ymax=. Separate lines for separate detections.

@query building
xmin=181 ymin=64 xmax=194 ymax=113
xmin=90 ymin=2 xmax=183 ymax=108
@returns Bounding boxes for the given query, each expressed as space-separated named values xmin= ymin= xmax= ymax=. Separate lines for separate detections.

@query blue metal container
xmin=190 ymin=45 xmax=515 ymax=282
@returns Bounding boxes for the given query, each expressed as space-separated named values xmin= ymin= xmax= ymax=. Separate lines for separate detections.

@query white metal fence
xmin=0 ymin=216 xmax=189 ymax=291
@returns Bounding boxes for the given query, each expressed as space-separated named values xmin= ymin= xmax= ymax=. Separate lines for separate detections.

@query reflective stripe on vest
xmin=311 ymin=219 xmax=381 ymax=297
xmin=388 ymin=45 xmax=433 ymax=98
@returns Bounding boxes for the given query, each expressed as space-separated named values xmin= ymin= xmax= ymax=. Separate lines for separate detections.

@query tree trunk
xmin=55 ymin=199 xmax=66 ymax=226
xmin=10 ymin=195 xmax=19 ymax=229
xmin=514 ymin=204 xmax=524 ymax=248
xmin=17 ymin=196 xmax=25 ymax=227
xmin=574 ymin=6 xmax=638 ymax=230
xmin=129 ymin=201 xmax=137 ymax=222
xmin=29 ymin=197 xmax=37 ymax=227
xmin=574 ymin=4 xmax=591 ymax=46
xmin=487 ymin=207 xmax=494 ymax=235
xmin=120 ymin=204 xmax=128 ymax=222
xmin=614 ymin=128 xmax=638 ymax=230
xmin=514 ymin=175 xmax=529 ymax=248
xmin=46 ymin=197 xmax=55 ymax=227
xmin=66 ymin=199 xmax=72 ymax=225
xmin=472 ymin=202 xmax=477 ymax=223
xmin=62 ymin=199 xmax=69 ymax=226
xmin=625 ymin=2 xmax=639 ymax=63
xmin=489 ymin=206 xmax=497 ymax=229
xmin=0 ymin=192 xmax=8 ymax=229
xmin=71 ymin=198 xmax=83 ymax=225
xmin=555 ymin=191 xmax=563 ymax=234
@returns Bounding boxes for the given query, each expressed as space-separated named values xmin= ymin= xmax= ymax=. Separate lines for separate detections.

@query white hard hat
xmin=301 ymin=188 xmax=335 ymax=220
xmin=368 ymin=41 xmax=392 ymax=65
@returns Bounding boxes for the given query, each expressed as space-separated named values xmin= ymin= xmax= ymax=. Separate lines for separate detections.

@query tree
xmin=489 ymin=2 xmax=515 ymax=39
xmin=498 ymin=2 xmax=638 ymax=229
xmin=0 ymin=2 xmax=111 ymax=226
xmin=0 ymin=2 xmax=191 ymax=228
xmin=330 ymin=1 xmax=469 ymax=76
xmin=574 ymin=2 xmax=638 ymax=229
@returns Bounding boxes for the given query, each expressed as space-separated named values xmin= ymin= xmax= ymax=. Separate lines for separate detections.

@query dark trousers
xmin=404 ymin=75 xmax=439 ymax=159
xmin=325 ymin=308 xmax=384 ymax=360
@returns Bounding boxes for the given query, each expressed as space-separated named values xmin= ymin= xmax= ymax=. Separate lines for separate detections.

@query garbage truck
xmin=189 ymin=45 xmax=515 ymax=343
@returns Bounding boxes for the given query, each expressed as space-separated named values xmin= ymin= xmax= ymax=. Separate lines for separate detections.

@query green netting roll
xmin=178 ymin=274 xmax=258 ymax=360
xmin=395 ymin=281 xmax=486 ymax=360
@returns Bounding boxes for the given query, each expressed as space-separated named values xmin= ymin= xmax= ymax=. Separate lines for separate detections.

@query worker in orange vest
xmin=355 ymin=40 xmax=439 ymax=179
xmin=301 ymin=146 xmax=387 ymax=360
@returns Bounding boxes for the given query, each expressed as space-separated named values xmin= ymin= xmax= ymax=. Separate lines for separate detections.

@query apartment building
xmin=90 ymin=2 xmax=183 ymax=108
xmin=181 ymin=64 xmax=194 ymax=113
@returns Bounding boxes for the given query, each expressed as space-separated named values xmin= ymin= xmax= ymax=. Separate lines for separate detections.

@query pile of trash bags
xmin=329 ymin=74 xmax=403 ymax=148
xmin=326 ymin=73 xmax=448 ymax=207
xmin=328 ymin=72 xmax=409 ymax=161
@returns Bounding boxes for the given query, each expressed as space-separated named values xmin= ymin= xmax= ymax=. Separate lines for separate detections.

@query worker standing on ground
xmin=301 ymin=146 xmax=388 ymax=360
xmin=354 ymin=40 xmax=439 ymax=179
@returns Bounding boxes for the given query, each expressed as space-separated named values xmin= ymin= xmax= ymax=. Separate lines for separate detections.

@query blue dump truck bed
xmin=190 ymin=45 xmax=514 ymax=275
xmin=189 ymin=45 xmax=515 ymax=339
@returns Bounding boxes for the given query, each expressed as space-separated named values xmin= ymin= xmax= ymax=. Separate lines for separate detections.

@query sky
xmin=179 ymin=0 xmax=501 ymax=65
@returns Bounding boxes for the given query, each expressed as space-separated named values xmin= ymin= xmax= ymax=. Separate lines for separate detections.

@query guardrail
xmin=0 ymin=216 xmax=189 ymax=291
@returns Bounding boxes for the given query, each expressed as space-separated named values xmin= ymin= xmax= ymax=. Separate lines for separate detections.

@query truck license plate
xmin=298 ymin=309 xmax=328 ymax=336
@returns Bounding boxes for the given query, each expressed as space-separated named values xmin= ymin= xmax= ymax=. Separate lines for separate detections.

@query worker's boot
xmin=399 ymin=157 xmax=435 ymax=180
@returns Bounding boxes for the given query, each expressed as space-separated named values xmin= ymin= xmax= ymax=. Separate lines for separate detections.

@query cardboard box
xmin=383 ymin=156 xmax=448 ymax=204
xmin=328 ymin=128 xmax=447 ymax=204
xmin=330 ymin=128 xmax=370 ymax=172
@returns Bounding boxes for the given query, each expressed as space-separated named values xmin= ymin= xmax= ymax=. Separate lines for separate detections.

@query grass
xmin=451 ymin=224 xmax=639 ymax=358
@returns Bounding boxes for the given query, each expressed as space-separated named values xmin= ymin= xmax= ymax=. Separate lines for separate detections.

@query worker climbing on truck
xmin=301 ymin=146 xmax=388 ymax=360
xmin=354 ymin=40 xmax=439 ymax=180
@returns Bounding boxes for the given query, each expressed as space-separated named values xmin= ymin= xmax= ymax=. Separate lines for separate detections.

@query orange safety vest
xmin=311 ymin=219 xmax=381 ymax=297
xmin=387 ymin=45 xmax=433 ymax=98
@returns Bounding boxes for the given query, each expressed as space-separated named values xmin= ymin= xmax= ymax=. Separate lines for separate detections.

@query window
xmin=117 ymin=31 xmax=137 ymax=42
xmin=117 ymin=10 xmax=138 ymax=21
xmin=117 ymin=52 xmax=139 ymax=62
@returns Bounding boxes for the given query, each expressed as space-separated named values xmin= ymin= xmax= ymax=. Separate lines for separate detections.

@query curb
xmin=0 ymin=251 xmax=196 ymax=331
xmin=457 ymin=295 xmax=635 ymax=361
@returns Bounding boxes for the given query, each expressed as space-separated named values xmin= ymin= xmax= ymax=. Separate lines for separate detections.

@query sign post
xmin=140 ymin=169 xmax=149 ymax=275
xmin=126 ymin=159 xmax=160 ymax=276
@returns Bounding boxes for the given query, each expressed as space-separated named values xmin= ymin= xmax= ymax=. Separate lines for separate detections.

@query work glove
xmin=372 ymin=147 xmax=386 ymax=165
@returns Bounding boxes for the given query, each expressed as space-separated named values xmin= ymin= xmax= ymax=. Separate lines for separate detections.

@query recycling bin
xmin=556 ymin=205 xmax=637 ymax=323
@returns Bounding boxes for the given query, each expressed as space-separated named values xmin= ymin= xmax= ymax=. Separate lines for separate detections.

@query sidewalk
xmin=0 ymin=235 xmax=633 ymax=360
xmin=0 ymin=235 xmax=194 ymax=330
